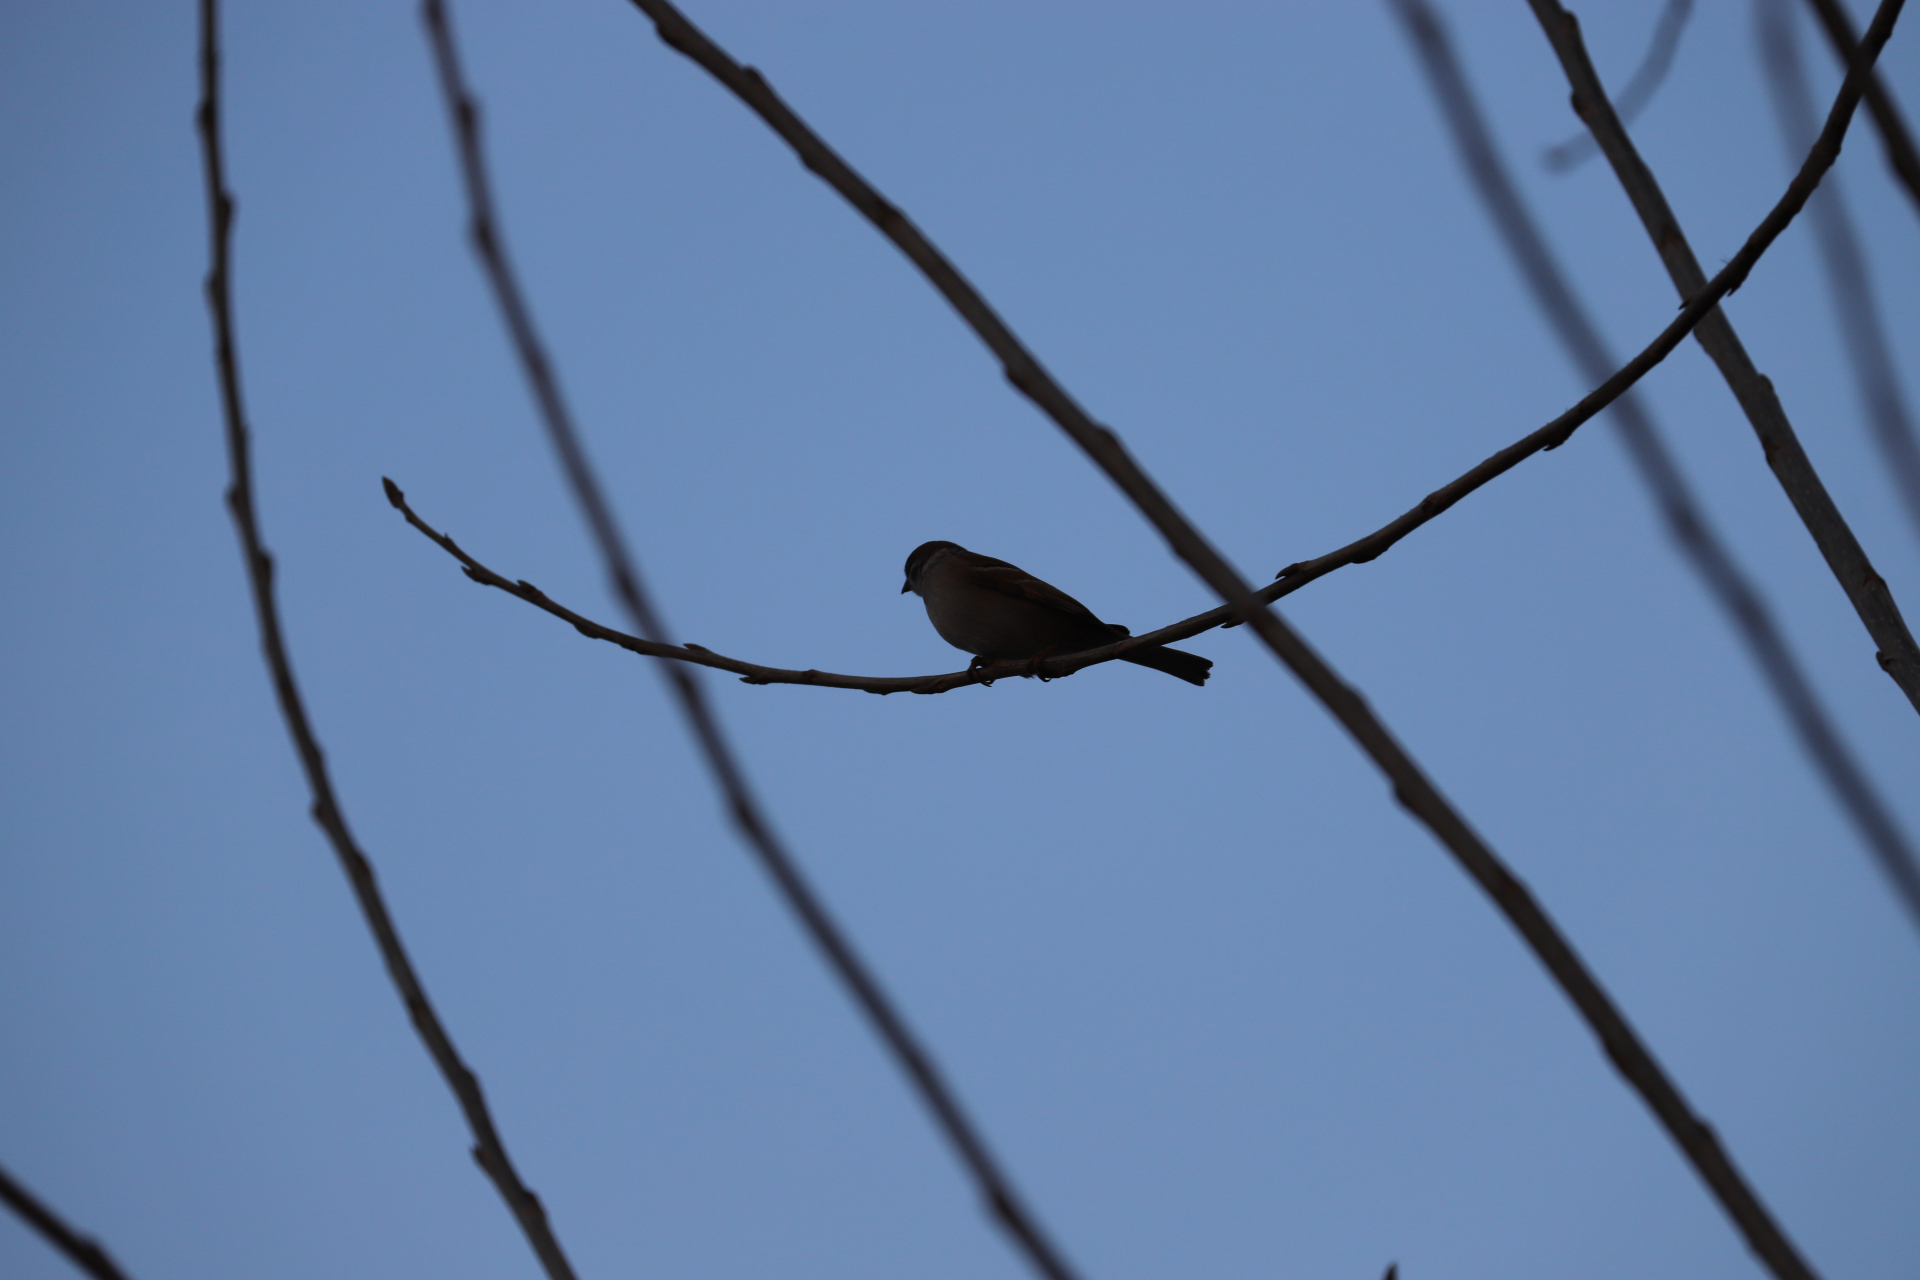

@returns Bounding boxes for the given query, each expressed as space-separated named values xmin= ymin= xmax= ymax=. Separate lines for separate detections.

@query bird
xmin=901 ymin=540 xmax=1211 ymax=686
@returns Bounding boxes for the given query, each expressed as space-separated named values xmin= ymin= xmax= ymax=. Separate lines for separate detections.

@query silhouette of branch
xmin=387 ymin=478 xmax=1072 ymax=692
xmin=1402 ymin=0 xmax=1920 ymax=954
xmin=1527 ymin=0 xmax=1920 ymax=721
xmin=418 ymin=6 xmax=1083 ymax=1278
xmin=0 ymin=1161 xmax=133 ymax=1280
xmin=382 ymin=476 xmax=1382 ymax=692
xmin=1761 ymin=0 xmax=1920 ymax=549
xmin=388 ymin=450 xmax=1919 ymax=929
xmin=195 ymin=5 xmax=578 ymax=1278
xmin=616 ymin=3 xmax=1847 ymax=1276
xmin=1800 ymin=0 xmax=1920 ymax=216
xmin=1544 ymin=0 xmax=1693 ymax=171
xmin=616 ymin=0 xmax=1900 ymax=658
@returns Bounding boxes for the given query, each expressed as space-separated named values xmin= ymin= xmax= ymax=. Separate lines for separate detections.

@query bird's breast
xmin=920 ymin=575 xmax=1109 ymax=659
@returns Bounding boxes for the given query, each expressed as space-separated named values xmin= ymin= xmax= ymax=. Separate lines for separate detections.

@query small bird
xmin=901 ymin=540 xmax=1212 ymax=686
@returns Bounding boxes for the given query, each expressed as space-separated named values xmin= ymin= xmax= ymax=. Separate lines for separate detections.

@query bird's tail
xmin=1121 ymin=645 xmax=1212 ymax=686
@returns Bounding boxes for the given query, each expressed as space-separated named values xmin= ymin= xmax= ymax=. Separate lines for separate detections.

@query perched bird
xmin=901 ymin=540 xmax=1212 ymax=686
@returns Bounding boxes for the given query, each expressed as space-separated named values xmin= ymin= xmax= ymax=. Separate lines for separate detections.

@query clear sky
xmin=3 ymin=2 xmax=1917 ymax=1278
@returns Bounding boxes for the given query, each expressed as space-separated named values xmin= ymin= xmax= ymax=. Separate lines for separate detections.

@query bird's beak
xmin=900 ymin=580 xmax=912 ymax=594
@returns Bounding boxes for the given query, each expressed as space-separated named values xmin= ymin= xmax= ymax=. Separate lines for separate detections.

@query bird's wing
xmin=957 ymin=553 xmax=1108 ymax=624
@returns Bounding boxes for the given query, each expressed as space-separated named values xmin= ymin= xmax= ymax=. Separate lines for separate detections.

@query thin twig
xmin=1761 ymin=0 xmax=1920 ymax=548
xmin=387 ymin=480 xmax=1002 ymax=692
xmin=386 ymin=477 xmax=1262 ymax=691
xmin=619 ymin=0 xmax=1905 ymax=679
xmin=1414 ymin=0 xmax=1920 ymax=924
xmin=417 ymin=6 xmax=1084 ymax=1278
xmin=0 ymin=1161 xmax=134 ymax=1280
xmin=1799 ymin=0 xmax=1920 ymax=216
xmin=390 ymin=469 xmax=1919 ymax=934
xmin=194 ymin=5 xmax=578 ymax=1278
xmin=1527 ymin=0 xmax=1920 ymax=721
xmin=1544 ymin=0 xmax=1693 ymax=171
xmin=617 ymin=3 xmax=1846 ymax=1276
xmin=1405 ymin=0 xmax=1920 ymax=958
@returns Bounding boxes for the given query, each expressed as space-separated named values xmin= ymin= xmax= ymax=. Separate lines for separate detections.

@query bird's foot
xmin=1027 ymin=645 xmax=1063 ymax=682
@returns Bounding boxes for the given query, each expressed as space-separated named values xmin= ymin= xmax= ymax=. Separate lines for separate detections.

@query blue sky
xmin=3 ymin=2 xmax=1918 ymax=1277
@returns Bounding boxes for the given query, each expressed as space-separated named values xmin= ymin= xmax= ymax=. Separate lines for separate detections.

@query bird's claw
xmin=1028 ymin=646 xmax=1063 ymax=683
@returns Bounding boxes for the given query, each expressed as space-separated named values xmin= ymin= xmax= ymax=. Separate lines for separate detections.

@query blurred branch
xmin=380 ymin=476 xmax=1428 ymax=692
xmin=417 ymin=6 xmax=1085 ymax=1279
xmin=384 ymin=472 xmax=1445 ymax=689
xmin=617 ymin=0 xmax=1898 ymax=636
xmin=618 ymin=2 xmax=1833 ymax=1274
xmin=1799 ymin=0 xmax=1920 ymax=215
xmin=388 ymin=478 xmax=1065 ymax=692
xmin=1761 ymin=0 xmax=1920 ymax=548
xmin=1544 ymin=0 xmax=1693 ymax=171
xmin=1403 ymin=0 xmax=1920 ymax=961
xmin=195 ymin=4 xmax=579 ymax=1278
xmin=1527 ymin=0 xmax=1920 ymax=720
xmin=0 ymin=1161 xmax=133 ymax=1280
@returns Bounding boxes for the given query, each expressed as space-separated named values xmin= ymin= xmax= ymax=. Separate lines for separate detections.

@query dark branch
xmin=1800 ymin=0 xmax=1920 ymax=216
xmin=1544 ymin=0 xmax=1693 ymax=171
xmin=387 ymin=478 xmax=1287 ymax=692
xmin=1528 ymin=0 xmax=1920 ymax=721
xmin=618 ymin=1 xmax=1847 ymax=1273
xmin=195 ymin=5 xmax=579 ymax=1278
xmin=389 ymin=478 xmax=1039 ymax=692
xmin=1761 ymin=0 xmax=1920 ymax=549
xmin=0 ymin=1161 xmax=134 ymax=1280
xmin=1404 ymin=0 xmax=1920 ymax=976
xmin=417 ymin=6 xmax=1084 ymax=1279
xmin=619 ymin=0 xmax=1902 ymax=643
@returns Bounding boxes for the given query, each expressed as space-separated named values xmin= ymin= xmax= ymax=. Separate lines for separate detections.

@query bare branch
xmin=396 ymin=0 xmax=1907 ymax=706
xmin=195 ymin=5 xmax=578 ymax=1277
xmin=386 ymin=477 xmax=1259 ymax=692
xmin=1527 ymin=0 xmax=1920 ymax=720
xmin=621 ymin=0 xmax=1905 ymax=687
xmin=386 ymin=477 xmax=980 ymax=692
xmin=1761 ymin=0 xmax=1920 ymax=548
xmin=0 ymin=1161 xmax=134 ymax=1280
xmin=618 ymin=3 xmax=1846 ymax=1275
xmin=417 ymin=6 xmax=1084 ymax=1278
xmin=1544 ymin=0 xmax=1694 ymax=171
xmin=1800 ymin=0 xmax=1920 ymax=216
xmin=1400 ymin=0 xmax=1920 ymax=952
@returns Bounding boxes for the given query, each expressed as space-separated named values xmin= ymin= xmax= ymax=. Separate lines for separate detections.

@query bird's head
xmin=901 ymin=540 xmax=963 ymax=595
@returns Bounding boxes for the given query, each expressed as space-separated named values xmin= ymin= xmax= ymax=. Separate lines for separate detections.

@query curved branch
xmin=611 ymin=3 xmax=1901 ymax=1277
xmin=384 ymin=470 xmax=1574 ymax=692
xmin=419 ymin=5 xmax=1085 ymax=1277
xmin=200 ymin=4 xmax=578 ymax=1276
xmin=1527 ymin=0 xmax=1920 ymax=718
xmin=1800 ymin=0 xmax=1920 ymax=217
xmin=1543 ymin=0 xmax=1694 ymax=172
xmin=386 ymin=477 xmax=1227 ymax=692
xmin=1399 ymin=0 xmax=1920 ymax=940
xmin=400 ymin=0 xmax=1910 ymax=710
xmin=1761 ymin=0 xmax=1920 ymax=550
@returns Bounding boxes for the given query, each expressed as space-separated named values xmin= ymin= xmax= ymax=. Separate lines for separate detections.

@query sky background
xmin=3 ymin=1 xmax=1918 ymax=1278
